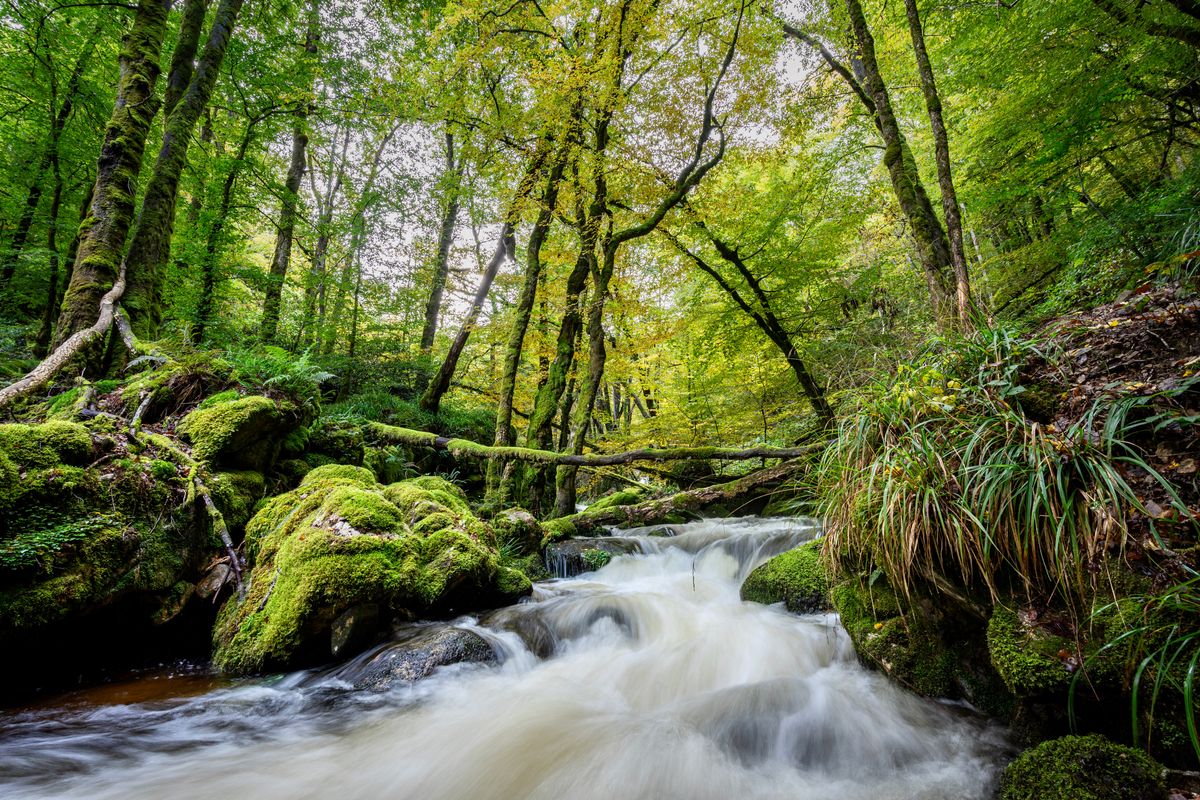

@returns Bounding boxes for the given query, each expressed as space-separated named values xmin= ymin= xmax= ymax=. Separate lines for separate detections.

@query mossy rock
xmin=740 ymin=540 xmax=829 ymax=613
xmin=998 ymin=735 xmax=1166 ymax=800
xmin=209 ymin=470 xmax=265 ymax=530
xmin=213 ymin=474 xmax=528 ymax=674
xmin=987 ymin=606 xmax=1074 ymax=698
xmin=307 ymin=419 xmax=366 ymax=466
xmin=0 ymin=421 xmax=92 ymax=469
xmin=586 ymin=488 xmax=646 ymax=512
xmin=832 ymin=578 xmax=962 ymax=699
xmin=491 ymin=508 xmax=543 ymax=555
xmin=178 ymin=395 xmax=305 ymax=473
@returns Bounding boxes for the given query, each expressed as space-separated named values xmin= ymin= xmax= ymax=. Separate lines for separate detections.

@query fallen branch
xmin=546 ymin=460 xmax=809 ymax=537
xmin=369 ymin=423 xmax=821 ymax=467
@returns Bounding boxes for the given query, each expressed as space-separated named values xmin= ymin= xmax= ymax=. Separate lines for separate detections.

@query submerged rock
xmin=997 ymin=734 xmax=1165 ymax=800
xmin=329 ymin=624 xmax=497 ymax=690
xmin=543 ymin=537 xmax=642 ymax=578
xmin=211 ymin=467 xmax=531 ymax=674
xmin=740 ymin=540 xmax=828 ymax=613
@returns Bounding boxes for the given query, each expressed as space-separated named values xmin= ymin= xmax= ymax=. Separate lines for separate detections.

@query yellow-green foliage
xmin=741 ymin=540 xmax=829 ymax=613
xmin=213 ymin=471 xmax=522 ymax=674
xmin=998 ymin=735 xmax=1165 ymax=800
xmin=587 ymin=489 xmax=646 ymax=511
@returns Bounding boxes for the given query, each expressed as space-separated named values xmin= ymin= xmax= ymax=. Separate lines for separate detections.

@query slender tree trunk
xmin=419 ymin=141 xmax=551 ymax=414
xmin=261 ymin=120 xmax=309 ymax=343
xmin=123 ymin=0 xmax=246 ymax=339
xmin=419 ymin=130 xmax=464 ymax=353
xmin=162 ymin=0 xmax=209 ymax=118
xmin=1 ymin=29 xmax=101 ymax=287
xmin=261 ymin=0 xmax=318 ymax=344
xmin=193 ymin=119 xmax=257 ymax=343
xmin=33 ymin=155 xmax=65 ymax=357
xmin=60 ymin=180 xmax=93 ymax=303
xmin=902 ymin=0 xmax=972 ymax=329
xmin=54 ymin=0 xmax=173 ymax=349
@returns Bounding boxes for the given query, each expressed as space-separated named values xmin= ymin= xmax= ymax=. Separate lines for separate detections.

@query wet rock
xmin=331 ymin=603 xmax=381 ymax=658
xmin=332 ymin=625 xmax=497 ymax=690
xmin=740 ymin=540 xmax=829 ymax=614
xmin=543 ymin=537 xmax=642 ymax=578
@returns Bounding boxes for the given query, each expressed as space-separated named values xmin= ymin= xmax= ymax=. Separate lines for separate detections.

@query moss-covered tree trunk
xmin=53 ymin=0 xmax=173 ymax=349
xmin=488 ymin=129 xmax=573 ymax=503
xmin=123 ymin=0 xmax=246 ymax=339
xmin=419 ymin=130 xmax=464 ymax=354
xmin=902 ymin=0 xmax=972 ymax=330
xmin=419 ymin=140 xmax=551 ymax=414
xmin=843 ymin=0 xmax=955 ymax=323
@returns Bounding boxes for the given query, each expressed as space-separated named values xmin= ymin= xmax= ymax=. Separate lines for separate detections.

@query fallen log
xmin=369 ymin=423 xmax=821 ymax=467
xmin=544 ymin=460 xmax=809 ymax=538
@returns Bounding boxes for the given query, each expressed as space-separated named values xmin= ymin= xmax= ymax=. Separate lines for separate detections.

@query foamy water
xmin=0 ymin=517 xmax=1007 ymax=799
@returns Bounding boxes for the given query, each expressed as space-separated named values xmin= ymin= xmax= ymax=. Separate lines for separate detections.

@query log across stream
xmin=0 ymin=517 xmax=1009 ymax=799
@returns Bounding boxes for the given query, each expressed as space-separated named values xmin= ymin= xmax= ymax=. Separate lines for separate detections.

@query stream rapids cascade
xmin=0 ymin=516 xmax=1008 ymax=799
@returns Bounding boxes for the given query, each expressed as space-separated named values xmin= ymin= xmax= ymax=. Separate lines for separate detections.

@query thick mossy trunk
xmin=123 ymin=0 xmax=246 ymax=340
xmin=53 ymin=0 xmax=173 ymax=349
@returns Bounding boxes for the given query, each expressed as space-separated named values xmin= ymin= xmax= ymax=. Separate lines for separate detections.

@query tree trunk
xmin=123 ymin=0 xmax=246 ymax=339
xmin=419 ymin=130 xmax=464 ymax=353
xmin=1 ymin=28 xmax=101 ymax=287
xmin=54 ymin=0 xmax=173 ymax=350
xmin=902 ymin=0 xmax=972 ymax=330
xmin=59 ymin=180 xmax=93 ymax=303
xmin=260 ymin=119 xmax=309 ymax=343
xmin=162 ymin=0 xmax=209 ymax=118
xmin=299 ymin=126 xmax=348 ymax=350
xmin=419 ymin=141 xmax=551 ymax=414
xmin=488 ymin=131 xmax=573 ymax=501
xmin=260 ymin=0 xmax=318 ymax=344
xmin=33 ymin=154 xmax=65 ymax=357
xmin=843 ymin=0 xmax=955 ymax=323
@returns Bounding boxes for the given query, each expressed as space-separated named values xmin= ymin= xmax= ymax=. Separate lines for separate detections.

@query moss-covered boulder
xmin=740 ymin=540 xmax=829 ymax=613
xmin=998 ymin=735 xmax=1166 ymax=800
xmin=212 ymin=469 xmax=530 ymax=674
xmin=987 ymin=605 xmax=1075 ymax=698
xmin=178 ymin=395 xmax=307 ymax=473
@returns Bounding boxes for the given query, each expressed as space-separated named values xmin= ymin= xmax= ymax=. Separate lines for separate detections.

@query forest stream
xmin=0 ymin=517 xmax=1009 ymax=799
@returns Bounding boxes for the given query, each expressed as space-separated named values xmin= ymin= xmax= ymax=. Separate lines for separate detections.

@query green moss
xmin=998 ymin=735 xmax=1165 ymax=800
xmin=149 ymin=459 xmax=178 ymax=482
xmin=741 ymin=540 xmax=829 ymax=613
xmin=213 ymin=475 xmax=524 ymax=674
xmin=0 ymin=421 xmax=92 ymax=469
xmin=832 ymin=578 xmax=956 ymax=697
xmin=581 ymin=548 xmax=613 ymax=571
xmin=988 ymin=606 xmax=1073 ymax=697
xmin=209 ymin=470 xmax=265 ymax=530
xmin=587 ymin=489 xmax=645 ymax=511
xmin=198 ymin=389 xmax=241 ymax=409
xmin=302 ymin=463 xmax=377 ymax=487
xmin=178 ymin=395 xmax=281 ymax=467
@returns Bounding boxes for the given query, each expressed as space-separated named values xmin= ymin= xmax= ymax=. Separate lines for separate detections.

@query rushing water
xmin=0 ymin=517 xmax=1008 ymax=799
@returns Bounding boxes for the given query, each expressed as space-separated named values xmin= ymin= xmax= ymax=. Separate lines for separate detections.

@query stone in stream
xmin=739 ymin=540 xmax=829 ymax=614
xmin=330 ymin=624 xmax=498 ymax=690
xmin=543 ymin=537 xmax=643 ymax=578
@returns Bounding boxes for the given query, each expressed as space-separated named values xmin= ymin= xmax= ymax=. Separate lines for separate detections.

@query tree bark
xmin=123 ymin=0 xmax=246 ymax=339
xmin=260 ymin=0 xmax=319 ymax=345
xmin=902 ymin=0 xmax=972 ymax=330
xmin=1 ymin=28 xmax=101 ymax=287
xmin=370 ymin=422 xmax=820 ymax=466
xmin=54 ymin=0 xmax=173 ymax=349
xmin=419 ymin=130 xmax=464 ymax=353
xmin=33 ymin=154 xmax=65 ymax=357
xmin=419 ymin=141 xmax=551 ymax=414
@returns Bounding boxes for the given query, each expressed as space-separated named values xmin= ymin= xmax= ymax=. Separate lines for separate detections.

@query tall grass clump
xmin=818 ymin=328 xmax=1171 ymax=606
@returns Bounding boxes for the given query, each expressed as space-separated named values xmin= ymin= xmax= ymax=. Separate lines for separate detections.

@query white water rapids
xmin=0 ymin=517 xmax=1008 ymax=799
